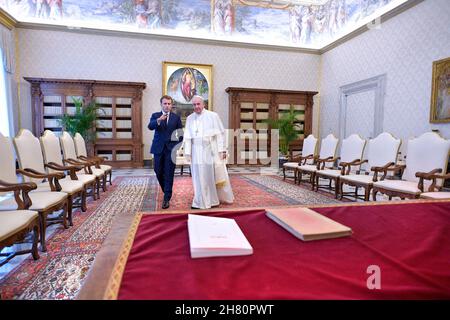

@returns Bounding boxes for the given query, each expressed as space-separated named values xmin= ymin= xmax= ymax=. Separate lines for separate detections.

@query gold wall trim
xmin=0 ymin=8 xmax=17 ymax=30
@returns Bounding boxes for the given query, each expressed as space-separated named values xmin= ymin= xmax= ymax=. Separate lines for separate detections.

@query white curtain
xmin=0 ymin=24 xmax=16 ymax=137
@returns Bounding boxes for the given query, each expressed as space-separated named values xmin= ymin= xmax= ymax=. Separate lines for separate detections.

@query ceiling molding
xmin=0 ymin=8 xmax=17 ymax=30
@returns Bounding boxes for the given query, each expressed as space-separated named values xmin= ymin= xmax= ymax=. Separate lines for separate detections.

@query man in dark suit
xmin=148 ymin=95 xmax=183 ymax=209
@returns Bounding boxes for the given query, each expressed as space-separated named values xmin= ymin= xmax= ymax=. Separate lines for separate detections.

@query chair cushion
xmin=373 ymin=180 xmax=424 ymax=195
xmin=340 ymin=174 xmax=375 ymax=185
xmin=35 ymin=179 xmax=84 ymax=194
xmin=0 ymin=210 xmax=38 ymax=242
xmin=76 ymin=173 xmax=97 ymax=184
xmin=0 ymin=191 xmax=67 ymax=211
xmin=316 ymin=169 xmax=341 ymax=178
xmin=90 ymin=168 xmax=105 ymax=178
xmin=283 ymin=162 xmax=299 ymax=169
xmin=298 ymin=164 xmax=317 ymax=172
xmin=100 ymin=164 xmax=112 ymax=171
xmin=420 ymin=192 xmax=450 ymax=200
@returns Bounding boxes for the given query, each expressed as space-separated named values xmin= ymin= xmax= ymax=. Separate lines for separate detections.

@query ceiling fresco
xmin=0 ymin=0 xmax=410 ymax=49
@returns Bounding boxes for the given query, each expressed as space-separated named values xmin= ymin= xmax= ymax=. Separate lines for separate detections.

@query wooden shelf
xmin=26 ymin=77 xmax=146 ymax=168
xmin=227 ymin=87 xmax=317 ymax=166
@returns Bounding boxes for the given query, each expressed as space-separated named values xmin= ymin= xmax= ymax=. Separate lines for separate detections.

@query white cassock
xmin=184 ymin=109 xmax=234 ymax=209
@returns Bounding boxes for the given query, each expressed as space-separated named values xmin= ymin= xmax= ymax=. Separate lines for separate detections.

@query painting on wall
xmin=162 ymin=61 xmax=213 ymax=123
xmin=430 ymin=57 xmax=450 ymax=123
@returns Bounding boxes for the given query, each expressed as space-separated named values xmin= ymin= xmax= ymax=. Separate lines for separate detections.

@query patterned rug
xmin=0 ymin=174 xmax=342 ymax=299
xmin=151 ymin=174 xmax=343 ymax=211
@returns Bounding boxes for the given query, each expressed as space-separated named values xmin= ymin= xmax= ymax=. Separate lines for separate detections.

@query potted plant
xmin=59 ymin=97 xmax=101 ymax=145
xmin=265 ymin=106 xmax=302 ymax=167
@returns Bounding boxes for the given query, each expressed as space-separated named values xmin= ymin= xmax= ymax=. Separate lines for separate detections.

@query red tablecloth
xmin=118 ymin=202 xmax=450 ymax=299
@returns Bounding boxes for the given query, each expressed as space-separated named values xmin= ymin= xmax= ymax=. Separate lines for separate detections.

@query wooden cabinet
xmin=25 ymin=78 xmax=146 ymax=167
xmin=226 ymin=87 xmax=317 ymax=166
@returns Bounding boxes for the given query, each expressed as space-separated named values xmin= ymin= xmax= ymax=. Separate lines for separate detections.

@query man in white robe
xmin=184 ymin=95 xmax=234 ymax=209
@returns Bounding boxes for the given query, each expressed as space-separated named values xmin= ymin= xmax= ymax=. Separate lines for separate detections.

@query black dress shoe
xmin=190 ymin=206 xmax=200 ymax=210
xmin=162 ymin=200 xmax=170 ymax=209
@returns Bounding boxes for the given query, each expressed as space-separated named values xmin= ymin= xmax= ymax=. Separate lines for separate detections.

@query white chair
xmin=73 ymin=132 xmax=112 ymax=186
xmin=314 ymin=134 xmax=366 ymax=198
xmin=60 ymin=131 xmax=105 ymax=198
xmin=283 ymin=134 xmax=318 ymax=183
xmin=296 ymin=134 xmax=339 ymax=190
xmin=0 ymin=176 xmax=40 ymax=266
xmin=0 ymin=132 xmax=68 ymax=252
xmin=14 ymin=129 xmax=87 ymax=227
xmin=339 ymin=132 xmax=401 ymax=201
xmin=40 ymin=130 xmax=99 ymax=214
xmin=175 ymin=145 xmax=191 ymax=176
xmin=419 ymin=171 xmax=450 ymax=199
xmin=373 ymin=132 xmax=450 ymax=200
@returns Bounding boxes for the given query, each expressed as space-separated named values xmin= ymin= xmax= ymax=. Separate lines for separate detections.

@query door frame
xmin=339 ymin=74 xmax=386 ymax=139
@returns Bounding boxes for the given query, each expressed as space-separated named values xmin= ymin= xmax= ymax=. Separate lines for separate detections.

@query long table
xmin=78 ymin=200 xmax=450 ymax=300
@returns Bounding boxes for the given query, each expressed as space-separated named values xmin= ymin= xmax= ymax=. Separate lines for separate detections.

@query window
xmin=0 ymin=48 xmax=10 ymax=136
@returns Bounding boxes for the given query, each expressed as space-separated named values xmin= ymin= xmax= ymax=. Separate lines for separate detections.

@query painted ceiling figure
xmin=299 ymin=6 xmax=313 ymax=44
xmin=289 ymin=5 xmax=302 ymax=43
xmin=35 ymin=0 xmax=49 ymax=19
xmin=213 ymin=0 xmax=233 ymax=35
xmin=48 ymin=0 xmax=62 ymax=20
xmin=181 ymin=68 xmax=196 ymax=102
xmin=135 ymin=0 xmax=161 ymax=29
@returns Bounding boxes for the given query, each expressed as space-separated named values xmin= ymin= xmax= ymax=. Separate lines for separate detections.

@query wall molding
xmin=339 ymin=74 xmax=386 ymax=139
xmin=0 ymin=8 xmax=17 ymax=30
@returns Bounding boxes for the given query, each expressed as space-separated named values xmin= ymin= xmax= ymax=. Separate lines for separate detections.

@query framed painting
xmin=430 ymin=57 xmax=450 ymax=123
xmin=162 ymin=61 xmax=213 ymax=123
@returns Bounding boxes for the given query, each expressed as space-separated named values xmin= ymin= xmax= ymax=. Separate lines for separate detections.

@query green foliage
xmin=59 ymin=97 xmax=101 ymax=143
xmin=265 ymin=106 xmax=302 ymax=157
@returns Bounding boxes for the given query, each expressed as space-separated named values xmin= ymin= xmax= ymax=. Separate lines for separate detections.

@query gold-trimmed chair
xmin=73 ymin=132 xmax=112 ymax=186
xmin=14 ymin=129 xmax=87 ymax=227
xmin=420 ymin=173 xmax=450 ymax=200
xmin=60 ymin=131 xmax=105 ymax=198
xmin=40 ymin=130 xmax=99 ymax=220
xmin=339 ymin=132 xmax=401 ymax=201
xmin=282 ymin=134 xmax=318 ymax=183
xmin=314 ymin=134 xmax=366 ymax=198
xmin=296 ymin=134 xmax=339 ymax=190
xmin=0 ymin=182 xmax=40 ymax=267
xmin=0 ymin=132 xmax=68 ymax=252
xmin=373 ymin=132 xmax=450 ymax=200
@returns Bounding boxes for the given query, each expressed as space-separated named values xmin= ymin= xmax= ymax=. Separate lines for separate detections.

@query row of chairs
xmin=283 ymin=132 xmax=450 ymax=201
xmin=0 ymin=130 xmax=112 ymax=266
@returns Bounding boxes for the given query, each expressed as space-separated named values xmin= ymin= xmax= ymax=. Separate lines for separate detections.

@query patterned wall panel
xmin=345 ymin=90 xmax=376 ymax=138
xmin=320 ymin=0 xmax=450 ymax=156
xmin=17 ymin=29 xmax=320 ymax=159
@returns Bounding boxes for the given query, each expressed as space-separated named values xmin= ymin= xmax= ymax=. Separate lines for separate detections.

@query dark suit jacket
xmin=148 ymin=111 xmax=183 ymax=155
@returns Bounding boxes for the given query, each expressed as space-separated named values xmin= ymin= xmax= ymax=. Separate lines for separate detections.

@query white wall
xmin=16 ymin=29 xmax=320 ymax=160
xmin=320 ymin=0 xmax=450 ymax=154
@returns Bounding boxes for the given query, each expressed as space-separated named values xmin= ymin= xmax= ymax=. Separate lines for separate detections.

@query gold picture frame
xmin=162 ymin=61 xmax=213 ymax=123
xmin=430 ymin=57 xmax=450 ymax=123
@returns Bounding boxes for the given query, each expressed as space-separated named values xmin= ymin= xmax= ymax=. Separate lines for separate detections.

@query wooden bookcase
xmin=25 ymin=77 xmax=146 ymax=167
xmin=226 ymin=87 xmax=317 ymax=166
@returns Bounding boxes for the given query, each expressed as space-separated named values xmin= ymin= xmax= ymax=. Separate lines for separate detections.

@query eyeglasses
xmin=193 ymin=103 xmax=202 ymax=106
